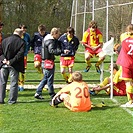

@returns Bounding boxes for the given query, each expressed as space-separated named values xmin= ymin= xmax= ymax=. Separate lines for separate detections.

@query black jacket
xmin=0 ymin=34 xmax=25 ymax=73
xmin=41 ymin=34 xmax=61 ymax=61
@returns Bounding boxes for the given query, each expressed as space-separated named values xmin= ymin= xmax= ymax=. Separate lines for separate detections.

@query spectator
xmin=51 ymin=71 xmax=92 ymax=112
xmin=0 ymin=28 xmax=25 ymax=104
xmin=34 ymin=27 xmax=61 ymax=101
xmin=82 ymin=20 xmax=105 ymax=73
xmin=0 ymin=21 xmax=4 ymax=55
xmin=0 ymin=21 xmax=4 ymax=103
xmin=59 ymin=27 xmax=79 ymax=83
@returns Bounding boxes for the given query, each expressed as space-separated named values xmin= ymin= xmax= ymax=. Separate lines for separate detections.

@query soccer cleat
xmin=95 ymin=65 xmax=101 ymax=74
xmin=83 ymin=65 xmax=92 ymax=72
xmin=19 ymin=86 xmax=24 ymax=91
xmin=120 ymin=102 xmax=133 ymax=108
xmin=89 ymin=90 xmax=97 ymax=96
xmin=34 ymin=93 xmax=44 ymax=99
xmin=91 ymin=101 xmax=106 ymax=108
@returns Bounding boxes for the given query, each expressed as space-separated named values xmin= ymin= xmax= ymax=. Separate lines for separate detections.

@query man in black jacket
xmin=0 ymin=28 xmax=25 ymax=104
xmin=34 ymin=27 xmax=61 ymax=100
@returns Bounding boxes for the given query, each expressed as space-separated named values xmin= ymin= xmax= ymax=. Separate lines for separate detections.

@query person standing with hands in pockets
xmin=0 ymin=28 xmax=25 ymax=104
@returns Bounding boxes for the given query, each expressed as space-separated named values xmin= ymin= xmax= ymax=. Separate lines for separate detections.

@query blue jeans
xmin=0 ymin=65 xmax=19 ymax=104
xmin=36 ymin=64 xmax=56 ymax=99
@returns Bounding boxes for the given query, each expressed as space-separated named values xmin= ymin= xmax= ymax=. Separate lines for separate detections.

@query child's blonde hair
xmin=72 ymin=71 xmax=82 ymax=82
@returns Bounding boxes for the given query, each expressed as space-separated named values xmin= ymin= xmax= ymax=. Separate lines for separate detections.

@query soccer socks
xmin=18 ymin=73 xmax=25 ymax=87
xmin=62 ymin=73 xmax=68 ymax=82
xmin=53 ymin=95 xmax=63 ymax=106
xmin=95 ymin=59 xmax=103 ymax=67
xmin=126 ymin=85 xmax=133 ymax=104
xmin=100 ymin=77 xmax=109 ymax=87
xmin=85 ymin=60 xmax=92 ymax=67
xmin=68 ymin=73 xmax=72 ymax=83
xmin=37 ymin=67 xmax=42 ymax=74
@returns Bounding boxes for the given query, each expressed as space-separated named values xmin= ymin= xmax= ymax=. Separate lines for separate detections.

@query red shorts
xmin=120 ymin=66 xmax=133 ymax=80
xmin=60 ymin=57 xmax=75 ymax=67
xmin=113 ymin=82 xmax=126 ymax=96
xmin=86 ymin=47 xmax=102 ymax=56
xmin=34 ymin=54 xmax=42 ymax=63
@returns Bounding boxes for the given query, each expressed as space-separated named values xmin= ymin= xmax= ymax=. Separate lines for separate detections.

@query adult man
xmin=117 ymin=24 xmax=133 ymax=107
xmin=0 ymin=28 xmax=25 ymax=104
xmin=0 ymin=21 xmax=4 ymax=103
xmin=34 ymin=27 xmax=61 ymax=100
xmin=59 ymin=27 xmax=79 ymax=83
xmin=82 ymin=20 xmax=105 ymax=73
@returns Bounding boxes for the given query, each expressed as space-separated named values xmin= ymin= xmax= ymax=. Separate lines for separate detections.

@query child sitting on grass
xmin=51 ymin=71 xmax=92 ymax=112
xmin=90 ymin=64 xmax=126 ymax=96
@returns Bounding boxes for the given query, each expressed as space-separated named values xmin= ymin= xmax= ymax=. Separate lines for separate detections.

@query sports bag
xmin=44 ymin=59 xmax=54 ymax=69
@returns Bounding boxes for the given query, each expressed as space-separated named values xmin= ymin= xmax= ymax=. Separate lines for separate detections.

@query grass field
xmin=0 ymin=90 xmax=133 ymax=133
xmin=0 ymin=45 xmax=133 ymax=133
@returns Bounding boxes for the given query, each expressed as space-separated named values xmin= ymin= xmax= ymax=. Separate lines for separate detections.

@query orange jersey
xmin=82 ymin=28 xmax=103 ymax=50
xmin=58 ymin=81 xmax=91 ymax=112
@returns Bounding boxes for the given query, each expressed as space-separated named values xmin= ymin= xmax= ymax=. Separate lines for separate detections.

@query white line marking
xmin=112 ymin=98 xmax=133 ymax=116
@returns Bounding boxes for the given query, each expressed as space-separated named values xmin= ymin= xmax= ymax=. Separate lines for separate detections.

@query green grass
xmin=0 ymin=90 xmax=133 ymax=133
xmin=1 ymin=45 xmax=133 ymax=133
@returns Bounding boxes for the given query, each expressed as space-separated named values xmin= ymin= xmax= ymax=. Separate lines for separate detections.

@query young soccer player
xmin=18 ymin=24 xmax=30 ymax=91
xmin=30 ymin=24 xmax=49 ymax=74
xmin=51 ymin=71 xmax=92 ymax=112
xmin=82 ymin=20 xmax=105 ymax=73
xmin=59 ymin=27 xmax=79 ymax=83
xmin=116 ymin=24 xmax=133 ymax=107
xmin=90 ymin=64 xmax=126 ymax=96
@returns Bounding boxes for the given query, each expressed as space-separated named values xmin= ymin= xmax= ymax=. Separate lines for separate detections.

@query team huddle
xmin=0 ymin=20 xmax=133 ymax=111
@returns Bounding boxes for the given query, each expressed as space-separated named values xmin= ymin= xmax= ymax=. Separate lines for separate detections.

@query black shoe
xmin=34 ymin=93 xmax=44 ymax=99
xmin=49 ymin=101 xmax=58 ymax=108
xmin=83 ymin=65 xmax=92 ymax=72
xmin=89 ymin=90 xmax=97 ymax=96
xmin=95 ymin=65 xmax=101 ymax=74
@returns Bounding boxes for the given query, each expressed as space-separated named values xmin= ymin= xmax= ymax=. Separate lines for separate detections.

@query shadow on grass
xmin=17 ymin=99 xmax=51 ymax=104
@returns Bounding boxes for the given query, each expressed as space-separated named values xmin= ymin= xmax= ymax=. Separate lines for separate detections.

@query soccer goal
xmin=70 ymin=0 xmax=133 ymax=99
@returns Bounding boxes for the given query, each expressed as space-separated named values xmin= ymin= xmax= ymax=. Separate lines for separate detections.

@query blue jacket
xmin=30 ymin=32 xmax=48 ymax=55
xmin=22 ymin=32 xmax=30 ymax=56
xmin=59 ymin=33 xmax=79 ymax=57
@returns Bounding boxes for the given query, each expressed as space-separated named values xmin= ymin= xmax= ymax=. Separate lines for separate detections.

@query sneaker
xmin=89 ymin=90 xmax=97 ymax=96
xmin=120 ymin=102 xmax=133 ymax=108
xmin=34 ymin=93 xmax=44 ymax=99
xmin=95 ymin=65 xmax=101 ymax=74
xmin=83 ymin=65 xmax=92 ymax=72
xmin=19 ymin=86 xmax=24 ymax=91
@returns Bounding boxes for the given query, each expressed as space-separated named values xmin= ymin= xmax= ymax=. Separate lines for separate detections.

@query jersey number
xmin=127 ymin=44 xmax=133 ymax=55
xmin=75 ymin=87 xmax=89 ymax=98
